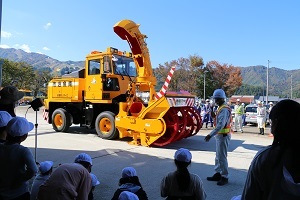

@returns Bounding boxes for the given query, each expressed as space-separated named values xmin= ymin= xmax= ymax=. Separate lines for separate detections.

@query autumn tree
xmin=154 ymin=62 xmax=174 ymax=91
xmin=206 ymin=61 xmax=242 ymax=97
xmin=154 ymin=55 xmax=204 ymax=95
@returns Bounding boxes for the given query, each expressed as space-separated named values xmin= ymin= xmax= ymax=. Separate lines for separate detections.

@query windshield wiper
xmin=115 ymin=69 xmax=124 ymax=80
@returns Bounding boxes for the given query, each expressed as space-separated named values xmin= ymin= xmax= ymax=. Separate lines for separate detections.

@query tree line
xmin=153 ymin=55 xmax=243 ymax=99
xmin=0 ymin=59 xmax=52 ymax=96
xmin=1 ymin=57 xmax=272 ymax=99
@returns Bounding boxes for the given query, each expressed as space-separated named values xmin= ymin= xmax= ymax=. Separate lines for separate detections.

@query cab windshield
xmin=113 ymin=55 xmax=136 ymax=77
xmin=245 ymin=106 xmax=257 ymax=113
xmin=24 ymin=91 xmax=33 ymax=96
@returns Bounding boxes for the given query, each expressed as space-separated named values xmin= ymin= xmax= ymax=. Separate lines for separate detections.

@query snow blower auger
xmin=114 ymin=19 xmax=202 ymax=146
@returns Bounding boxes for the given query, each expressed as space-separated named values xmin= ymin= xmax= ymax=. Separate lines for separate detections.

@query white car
xmin=245 ymin=104 xmax=269 ymax=125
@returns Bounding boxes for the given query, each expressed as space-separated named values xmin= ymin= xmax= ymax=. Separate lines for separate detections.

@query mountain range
xmin=0 ymin=48 xmax=84 ymax=73
xmin=0 ymin=47 xmax=299 ymax=97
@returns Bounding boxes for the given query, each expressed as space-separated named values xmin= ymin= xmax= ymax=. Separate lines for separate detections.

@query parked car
xmin=245 ymin=104 xmax=269 ymax=125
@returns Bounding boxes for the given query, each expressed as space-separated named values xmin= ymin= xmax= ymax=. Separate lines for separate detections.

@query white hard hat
xmin=212 ymin=89 xmax=226 ymax=99
xmin=257 ymin=101 xmax=262 ymax=104
xmin=206 ymin=99 xmax=210 ymax=102
xmin=269 ymin=102 xmax=273 ymax=105
xmin=236 ymin=99 xmax=240 ymax=102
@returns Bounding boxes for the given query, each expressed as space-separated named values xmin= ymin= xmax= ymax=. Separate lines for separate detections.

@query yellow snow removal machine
xmin=43 ymin=19 xmax=202 ymax=147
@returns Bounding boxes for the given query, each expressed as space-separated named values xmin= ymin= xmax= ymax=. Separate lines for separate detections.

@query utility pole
xmin=0 ymin=0 xmax=3 ymax=87
xmin=203 ymin=71 xmax=208 ymax=101
xmin=291 ymin=74 xmax=293 ymax=99
xmin=0 ymin=0 xmax=2 ymax=44
xmin=266 ymin=60 xmax=270 ymax=105
xmin=203 ymin=72 xmax=206 ymax=101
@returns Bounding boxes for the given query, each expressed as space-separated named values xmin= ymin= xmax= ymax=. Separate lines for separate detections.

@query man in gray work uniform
xmin=204 ymin=89 xmax=232 ymax=186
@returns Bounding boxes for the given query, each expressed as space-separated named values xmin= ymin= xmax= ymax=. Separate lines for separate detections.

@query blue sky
xmin=1 ymin=0 xmax=299 ymax=70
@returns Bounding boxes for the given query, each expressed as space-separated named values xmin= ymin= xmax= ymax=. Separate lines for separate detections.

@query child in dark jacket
xmin=111 ymin=167 xmax=148 ymax=200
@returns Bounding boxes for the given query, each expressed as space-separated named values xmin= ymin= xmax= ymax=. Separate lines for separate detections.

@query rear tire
xmin=95 ymin=111 xmax=119 ymax=140
xmin=52 ymin=108 xmax=71 ymax=132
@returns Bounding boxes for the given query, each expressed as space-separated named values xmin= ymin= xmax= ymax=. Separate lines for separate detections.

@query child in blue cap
xmin=0 ymin=117 xmax=37 ymax=199
xmin=31 ymin=161 xmax=54 ymax=200
xmin=0 ymin=111 xmax=12 ymax=143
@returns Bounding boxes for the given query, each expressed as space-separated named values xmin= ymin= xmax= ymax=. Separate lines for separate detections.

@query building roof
xmin=230 ymin=95 xmax=255 ymax=104
xmin=258 ymin=96 xmax=280 ymax=102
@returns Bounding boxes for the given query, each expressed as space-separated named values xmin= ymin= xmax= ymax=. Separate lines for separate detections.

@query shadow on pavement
xmin=29 ymin=147 xmax=248 ymax=200
xmin=153 ymin=134 xmax=267 ymax=153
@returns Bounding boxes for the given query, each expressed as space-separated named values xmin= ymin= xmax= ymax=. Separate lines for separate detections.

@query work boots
xmin=207 ymin=173 xmax=229 ymax=186
xmin=217 ymin=177 xmax=229 ymax=186
xmin=259 ymin=128 xmax=265 ymax=135
xmin=207 ymin=173 xmax=221 ymax=181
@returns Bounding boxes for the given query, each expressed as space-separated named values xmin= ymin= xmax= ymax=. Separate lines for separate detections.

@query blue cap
xmin=174 ymin=148 xmax=192 ymax=163
xmin=6 ymin=117 xmax=34 ymax=137
xmin=74 ymin=153 xmax=92 ymax=165
xmin=0 ymin=111 xmax=12 ymax=127
xmin=118 ymin=191 xmax=139 ymax=200
xmin=39 ymin=161 xmax=53 ymax=174
xmin=122 ymin=167 xmax=137 ymax=178
xmin=90 ymin=173 xmax=100 ymax=186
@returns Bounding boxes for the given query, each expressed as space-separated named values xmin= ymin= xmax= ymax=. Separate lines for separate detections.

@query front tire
xmin=52 ymin=108 xmax=71 ymax=132
xmin=95 ymin=111 xmax=119 ymax=140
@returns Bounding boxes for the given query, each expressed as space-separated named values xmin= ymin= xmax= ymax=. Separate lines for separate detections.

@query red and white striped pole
xmin=155 ymin=65 xmax=176 ymax=100
xmin=42 ymin=109 xmax=49 ymax=121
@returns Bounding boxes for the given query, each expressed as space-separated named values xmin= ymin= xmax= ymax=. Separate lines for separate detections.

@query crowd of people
xmin=196 ymin=96 xmax=274 ymax=136
xmin=194 ymin=99 xmax=215 ymax=129
xmin=1 ymin=85 xmax=299 ymax=200
xmin=193 ymin=89 xmax=300 ymax=199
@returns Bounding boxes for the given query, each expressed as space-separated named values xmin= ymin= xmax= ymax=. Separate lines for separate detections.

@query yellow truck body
xmin=44 ymin=20 xmax=202 ymax=146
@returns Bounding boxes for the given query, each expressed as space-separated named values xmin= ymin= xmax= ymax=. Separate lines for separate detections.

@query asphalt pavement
xmin=16 ymin=106 xmax=273 ymax=200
